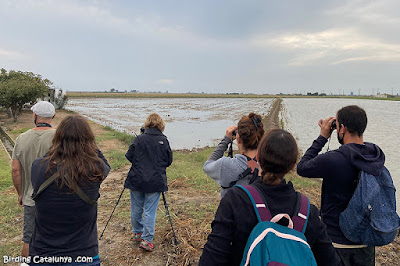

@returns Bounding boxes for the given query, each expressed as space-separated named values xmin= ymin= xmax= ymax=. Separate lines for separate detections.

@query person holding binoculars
xmin=203 ymin=112 xmax=264 ymax=198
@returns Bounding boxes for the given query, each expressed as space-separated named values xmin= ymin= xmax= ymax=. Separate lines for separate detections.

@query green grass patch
xmin=0 ymin=242 xmax=21 ymax=259
xmin=98 ymin=126 xmax=135 ymax=145
xmin=184 ymin=201 xmax=218 ymax=220
xmin=104 ymin=149 xmax=130 ymax=169
xmin=0 ymin=140 xmax=25 ymax=255
xmin=186 ymin=202 xmax=207 ymax=219
xmin=0 ymin=149 xmax=12 ymax=191
xmin=10 ymin=127 xmax=31 ymax=135
xmin=0 ymin=193 xmax=23 ymax=257
xmin=114 ymin=210 xmax=131 ymax=219
xmin=167 ymin=148 xmax=220 ymax=192
xmin=285 ymin=171 xmax=318 ymax=189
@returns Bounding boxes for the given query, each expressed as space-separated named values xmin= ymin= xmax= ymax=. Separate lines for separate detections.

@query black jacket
xmin=297 ymin=135 xmax=385 ymax=245
xmin=124 ymin=128 xmax=173 ymax=193
xmin=30 ymin=150 xmax=110 ymax=259
xmin=199 ymin=179 xmax=342 ymax=266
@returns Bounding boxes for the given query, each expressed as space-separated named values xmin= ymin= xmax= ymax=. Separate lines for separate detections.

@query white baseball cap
xmin=31 ymin=101 xmax=55 ymax=118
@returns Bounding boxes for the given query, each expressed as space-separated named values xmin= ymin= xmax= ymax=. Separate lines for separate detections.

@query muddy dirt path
xmin=263 ymin=98 xmax=282 ymax=131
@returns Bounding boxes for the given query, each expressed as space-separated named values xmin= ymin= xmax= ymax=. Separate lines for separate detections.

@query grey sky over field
xmin=1 ymin=0 xmax=400 ymax=95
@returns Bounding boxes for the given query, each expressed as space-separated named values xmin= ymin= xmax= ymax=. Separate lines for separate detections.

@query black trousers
xmin=336 ymin=246 xmax=375 ymax=266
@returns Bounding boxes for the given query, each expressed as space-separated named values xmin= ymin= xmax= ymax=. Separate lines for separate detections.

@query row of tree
xmin=0 ymin=68 xmax=54 ymax=122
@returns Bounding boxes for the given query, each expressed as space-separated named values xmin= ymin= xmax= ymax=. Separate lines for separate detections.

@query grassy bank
xmin=0 ymin=145 xmax=22 ymax=257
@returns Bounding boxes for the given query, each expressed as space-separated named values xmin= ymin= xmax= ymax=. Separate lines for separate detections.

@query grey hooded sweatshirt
xmin=203 ymin=136 xmax=250 ymax=198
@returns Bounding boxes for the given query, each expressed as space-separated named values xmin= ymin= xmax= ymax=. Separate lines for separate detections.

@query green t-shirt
xmin=12 ymin=129 xmax=56 ymax=206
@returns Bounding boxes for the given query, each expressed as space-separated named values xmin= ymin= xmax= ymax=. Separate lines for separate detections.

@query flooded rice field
xmin=66 ymin=98 xmax=273 ymax=150
xmin=66 ymin=97 xmax=400 ymax=213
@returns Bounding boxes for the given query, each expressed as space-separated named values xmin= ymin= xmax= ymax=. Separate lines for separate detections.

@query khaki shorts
xmin=22 ymin=205 xmax=35 ymax=243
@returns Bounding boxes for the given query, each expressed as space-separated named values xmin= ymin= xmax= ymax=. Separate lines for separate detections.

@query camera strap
xmin=228 ymin=142 xmax=233 ymax=158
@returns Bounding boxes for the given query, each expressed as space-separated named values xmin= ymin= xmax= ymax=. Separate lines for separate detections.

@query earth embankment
xmin=263 ymin=98 xmax=282 ymax=131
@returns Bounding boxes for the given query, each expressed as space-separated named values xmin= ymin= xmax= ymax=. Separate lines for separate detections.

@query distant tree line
xmin=0 ymin=68 xmax=55 ymax=122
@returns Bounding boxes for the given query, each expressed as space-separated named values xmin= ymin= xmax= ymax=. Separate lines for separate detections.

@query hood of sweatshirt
xmin=338 ymin=142 xmax=385 ymax=176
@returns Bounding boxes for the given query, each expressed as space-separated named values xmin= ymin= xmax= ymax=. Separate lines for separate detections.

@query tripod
xmin=99 ymin=189 xmax=178 ymax=246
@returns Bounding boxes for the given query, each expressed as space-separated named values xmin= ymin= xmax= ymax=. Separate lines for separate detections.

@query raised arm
xmin=297 ymin=117 xmax=336 ymax=178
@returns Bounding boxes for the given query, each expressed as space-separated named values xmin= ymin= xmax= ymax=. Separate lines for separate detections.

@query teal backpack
xmin=237 ymin=185 xmax=317 ymax=266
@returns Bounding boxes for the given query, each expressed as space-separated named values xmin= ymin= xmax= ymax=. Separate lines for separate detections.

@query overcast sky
xmin=1 ymin=0 xmax=400 ymax=95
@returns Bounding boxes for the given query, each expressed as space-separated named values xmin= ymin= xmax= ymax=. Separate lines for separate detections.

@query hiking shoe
xmin=139 ymin=239 xmax=154 ymax=252
xmin=133 ymin=233 xmax=142 ymax=242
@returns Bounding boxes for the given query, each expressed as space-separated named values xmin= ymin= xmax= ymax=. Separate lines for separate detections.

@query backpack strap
xmin=248 ymin=168 xmax=259 ymax=184
xmin=32 ymin=172 xmax=97 ymax=205
xmin=237 ymin=185 xmax=310 ymax=233
xmin=32 ymin=171 xmax=59 ymax=200
xmin=236 ymin=185 xmax=272 ymax=222
xmin=65 ymin=176 xmax=97 ymax=205
xmin=292 ymin=193 xmax=310 ymax=233
xmin=246 ymin=155 xmax=258 ymax=174
xmin=221 ymin=156 xmax=259 ymax=189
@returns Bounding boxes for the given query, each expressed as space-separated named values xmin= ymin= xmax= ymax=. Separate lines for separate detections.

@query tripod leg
xmin=162 ymin=192 xmax=178 ymax=245
xmin=99 ymin=188 xmax=125 ymax=240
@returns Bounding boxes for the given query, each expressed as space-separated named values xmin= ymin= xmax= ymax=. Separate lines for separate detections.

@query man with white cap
xmin=11 ymin=101 xmax=56 ymax=257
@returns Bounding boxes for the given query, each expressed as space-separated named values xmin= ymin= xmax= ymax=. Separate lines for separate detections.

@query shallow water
xmin=282 ymin=98 xmax=400 ymax=213
xmin=66 ymin=98 xmax=273 ymax=150
xmin=67 ymin=97 xmax=400 ymax=213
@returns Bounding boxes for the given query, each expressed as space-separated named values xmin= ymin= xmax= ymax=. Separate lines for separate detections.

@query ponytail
xmin=258 ymin=129 xmax=298 ymax=185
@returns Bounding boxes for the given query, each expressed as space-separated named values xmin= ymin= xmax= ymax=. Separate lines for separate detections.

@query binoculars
xmin=320 ymin=120 xmax=337 ymax=131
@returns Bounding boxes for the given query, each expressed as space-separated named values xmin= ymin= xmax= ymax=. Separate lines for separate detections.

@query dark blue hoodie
xmin=297 ymin=135 xmax=385 ymax=245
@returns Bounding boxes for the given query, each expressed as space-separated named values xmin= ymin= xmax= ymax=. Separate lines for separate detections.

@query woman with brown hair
xmin=124 ymin=113 xmax=172 ymax=252
xmin=199 ymin=129 xmax=342 ymax=265
xmin=29 ymin=115 xmax=110 ymax=265
xmin=203 ymin=112 xmax=264 ymax=198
